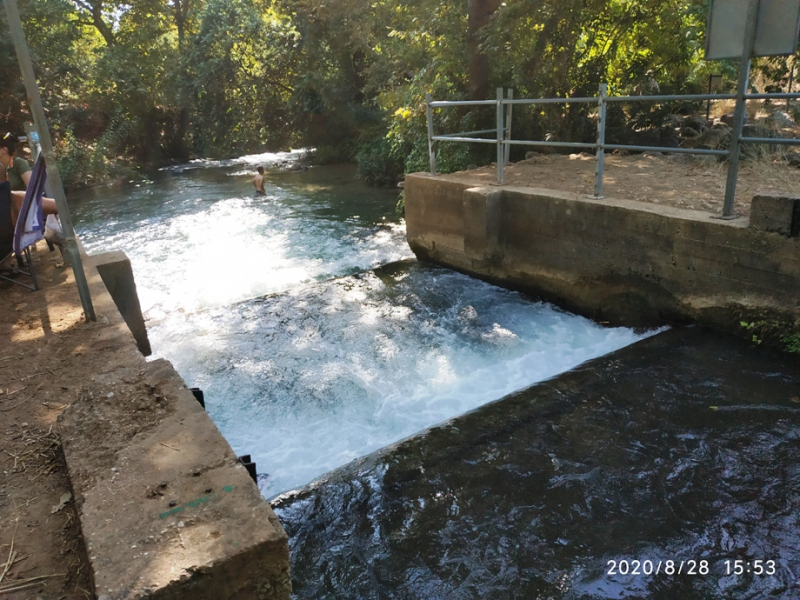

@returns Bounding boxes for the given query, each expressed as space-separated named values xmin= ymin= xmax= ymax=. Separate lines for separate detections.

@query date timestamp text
xmin=606 ymin=559 xmax=777 ymax=576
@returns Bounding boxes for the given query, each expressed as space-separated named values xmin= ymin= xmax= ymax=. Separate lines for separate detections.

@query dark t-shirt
xmin=8 ymin=156 xmax=31 ymax=191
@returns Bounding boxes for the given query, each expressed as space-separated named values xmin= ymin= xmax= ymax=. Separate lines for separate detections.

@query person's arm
xmin=12 ymin=157 xmax=32 ymax=189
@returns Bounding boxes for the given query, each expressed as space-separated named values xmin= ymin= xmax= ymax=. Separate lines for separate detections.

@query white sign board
xmin=706 ymin=0 xmax=800 ymax=59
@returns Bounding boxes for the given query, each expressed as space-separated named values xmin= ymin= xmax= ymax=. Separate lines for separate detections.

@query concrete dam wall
xmin=404 ymin=173 xmax=799 ymax=338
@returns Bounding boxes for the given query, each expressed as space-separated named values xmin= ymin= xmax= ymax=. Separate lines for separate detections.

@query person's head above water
xmin=257 ymin=166 xmax=264 ymax=174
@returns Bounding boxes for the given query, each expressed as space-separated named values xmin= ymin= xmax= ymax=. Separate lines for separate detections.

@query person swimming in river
xmin=253 ymin=166 xmax=266 ymax=195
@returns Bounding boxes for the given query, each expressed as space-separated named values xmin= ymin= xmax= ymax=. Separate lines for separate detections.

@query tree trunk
xmin=467 ymin=0 xmax=500 ymax=100
xmin=172 ymin=0 xmax=191 ymax=159
xmin=75 ymin=0 xmax=116 ymax=46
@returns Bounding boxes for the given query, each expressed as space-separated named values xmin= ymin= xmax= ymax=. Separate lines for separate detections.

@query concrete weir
xmin=404 ymin=173 xmax=800 ymax=335
xmin=58 ymin=252 xmax=291 ymax=599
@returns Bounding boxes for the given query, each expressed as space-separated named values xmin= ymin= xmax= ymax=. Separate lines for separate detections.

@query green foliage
xmin=6 ymin=0 xmax=797 ymax=191
xmin=356 ymin=137 xmax=404 ymax=187
xmin=740 ymin=319 xmax=800 ymax=354
xmin=784 ymin=333 xmax=800 ymax=354
xmin=395 ymin=190 xmax=405 ymax=216
xmin=55 ymin=128 xmax=134 ymax=191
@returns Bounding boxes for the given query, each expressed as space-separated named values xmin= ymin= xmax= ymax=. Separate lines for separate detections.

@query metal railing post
xmin=721 ymin=0 xmax=758 ymax=218
xmin=426 ymin=92 xmax=436 ymax=175
xmin=593 ymin=83 xmax=607 ymax=198
xmin=504 ymin=88 xmax=514 ymax=168
xmin=496 ymin=87 xmax=504 ymax=184
xmin=4 ymin=0 xmax=95 ymax=321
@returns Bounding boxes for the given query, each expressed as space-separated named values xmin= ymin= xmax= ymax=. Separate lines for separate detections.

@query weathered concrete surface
xmin=58 ymin=251 xmax=291 ymax=599
xmin=91 ymin=250 xmax=151 ymax=356
xmin=405 ymin=173 xmax=800 ymax=335
xmin=751 ymin=194 xmax=800 ymax=237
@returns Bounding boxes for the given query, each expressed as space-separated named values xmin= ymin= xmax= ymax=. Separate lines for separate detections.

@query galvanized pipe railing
xmin=426 ymin=85 xmax=800 ymax=217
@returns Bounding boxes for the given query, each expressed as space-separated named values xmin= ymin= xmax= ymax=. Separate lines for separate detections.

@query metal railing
xmin=426 ymin=85 xmax=800 ymax=218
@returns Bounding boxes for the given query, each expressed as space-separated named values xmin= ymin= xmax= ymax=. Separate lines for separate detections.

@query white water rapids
xmin=71 ymin=152 xmax=656 ymax=498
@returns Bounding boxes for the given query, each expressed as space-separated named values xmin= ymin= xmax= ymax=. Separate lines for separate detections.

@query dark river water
xmin=67 ymin=154 xmax=800 ymax=599
xmin=273 ymin=328 xmax=800 ymax=599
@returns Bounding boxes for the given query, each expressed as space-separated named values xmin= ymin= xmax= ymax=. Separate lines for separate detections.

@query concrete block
xmin=404 ymin=172 xmax=800 ymax=334
xmin=91 ymin=250 xmax=152 ymax=355
xmin=60 ymin=358 xmax=291 ymax=600
xmin=750 ymin=194 xmax=800 ymax=237
xmin=463 ymin=187 xmax=502 ymax=262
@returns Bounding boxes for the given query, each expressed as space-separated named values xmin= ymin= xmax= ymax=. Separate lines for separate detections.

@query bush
xmin=55 ymin=128 xmax=133 ymax=192
xmin=311 ymin=142 xmax=357 ymax=165
xmin=356 ymin=137 xmax=404 ymax=187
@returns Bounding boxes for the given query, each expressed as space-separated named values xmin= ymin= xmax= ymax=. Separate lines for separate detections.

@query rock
xmin=682 ymin=114 xmax=708 ymax=132
xmin=524 ymin=151 xmax=541 ymax=160
xmin=742 ymin=124 xmax=776 ymax=139
xmin=681 ymin=126 xmax=700 ymax=138
xmin=784 ymin=151 xmax=800 ymax=167
xmin=720 ymin=111 xmax=747 ymax=126
xmin=691 ymin=127 xmax=731 ymax=150
xmin=767 ymin=111 xmax=795 ymax=128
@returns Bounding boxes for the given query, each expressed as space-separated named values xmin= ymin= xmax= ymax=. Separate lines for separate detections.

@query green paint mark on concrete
xmin=158 ymin=485 xmax=235 ymax=518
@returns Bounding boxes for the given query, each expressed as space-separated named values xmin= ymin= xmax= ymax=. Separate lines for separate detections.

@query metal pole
xmin=788 ymin=57 xmax=795 ymax=112
xmin=426 ymin=93 xmax=436 ymax=175
xmin=496 ymin=87 xmax=504 ymax=184
xmin=593 ymin=83 xmax=607 ymax=198
xmin=504 ymin=88 xmax=514 ymax=168
xmin=721 ymin=0 xmax=758 ymax=219
xmin=4 ymin=0 xmax=95 ymax=320
xmin=706 ymin=74 xmax=713 ymax=121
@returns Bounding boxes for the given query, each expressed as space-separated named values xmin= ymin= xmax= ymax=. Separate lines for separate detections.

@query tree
xmin=468 ymin=0 xmax=500 ymax=100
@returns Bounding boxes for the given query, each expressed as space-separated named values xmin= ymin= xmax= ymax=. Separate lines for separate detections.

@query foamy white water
xmin=72 ymin=156 xmax=658 ymax=498
xmin=73 ymin=159 xmax=410 ymax=317
xmin=149 ymin=264 xmax=656 ymax=497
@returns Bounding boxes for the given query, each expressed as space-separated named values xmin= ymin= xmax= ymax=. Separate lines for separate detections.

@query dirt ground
xmin=1 ymin=248 xmax=94 ymax=599
xmin=453 ymin=151 xmax=800 ymax=217
xmin=1 ymin=151 xmax=798 ymax=598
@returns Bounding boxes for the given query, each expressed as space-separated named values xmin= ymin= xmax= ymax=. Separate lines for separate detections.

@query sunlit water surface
xmin=71 ymin=152 xmax=654 ymax=497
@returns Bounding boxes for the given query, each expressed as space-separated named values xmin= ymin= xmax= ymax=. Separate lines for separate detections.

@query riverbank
xmin=1 ymin=242 xmax=291 ymax=599
xmin=405 ymin=168 xmax=800 ymax=351
xmin=1 ymin=246 xmax=94 ymax=599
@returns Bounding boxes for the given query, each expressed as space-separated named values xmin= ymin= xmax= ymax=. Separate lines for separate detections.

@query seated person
xmin=0 ymin=133 xmax=64 ymax=246
xmin=0 ymin=133 xmax=31 ymax=191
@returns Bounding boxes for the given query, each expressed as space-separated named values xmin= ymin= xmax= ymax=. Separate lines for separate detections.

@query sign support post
xmin=4 ymin=0 xmax=96 ymax=321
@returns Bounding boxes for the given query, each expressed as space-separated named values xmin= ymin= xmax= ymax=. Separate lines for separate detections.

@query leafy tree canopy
xmin=0 ymin=0 xmax=795 ymax=189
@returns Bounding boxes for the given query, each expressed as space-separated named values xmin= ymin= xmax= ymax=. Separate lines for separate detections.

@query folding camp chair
xmin=0 ymin=155 xmax=48 ymax=290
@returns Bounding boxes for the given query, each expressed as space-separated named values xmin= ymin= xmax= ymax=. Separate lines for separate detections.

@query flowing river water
xmin=70 ymin=153 xmax=800 ymax=599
